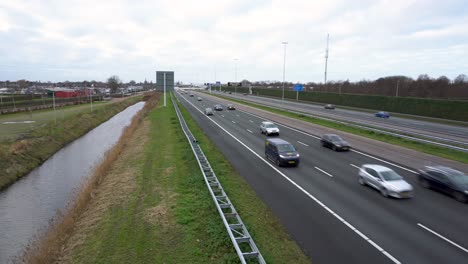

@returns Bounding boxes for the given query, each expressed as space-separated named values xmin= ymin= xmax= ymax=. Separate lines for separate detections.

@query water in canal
xmin=0 ymin=102 xmax=145 ymax=263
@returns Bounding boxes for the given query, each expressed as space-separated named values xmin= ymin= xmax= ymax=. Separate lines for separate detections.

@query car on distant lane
xmin=214 ymin=104 xmax=223 ymax=111
xmin=189 ymin=93 xmax=194 ymax=97
xmin=375 ymin=111 xmax=390 ymax=118
xmin=227 ymin=104 xmax=236 ymax=110
xmin=320 ymin=134 xmax=350 ymax=151
xmin=358 ymin=164 xmax=413 ymax=198
xmin=260 ymin=121 xmax=280 ymax=136
xmin=205 ymin=107 xmax=214 ymax=116
xmin=418 ymin=166 xmax=468 ymax=203
xmin=324 ymin=104 xmax=335 ymax=109
xmin=197 ymin=97 xmax=202 ymax=101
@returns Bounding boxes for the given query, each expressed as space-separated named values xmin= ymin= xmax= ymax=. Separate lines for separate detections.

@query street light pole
xmin=234 ymin=58 xmax=238 ymax=94
xmin=282 ymin=42 xmax=288 ymax=105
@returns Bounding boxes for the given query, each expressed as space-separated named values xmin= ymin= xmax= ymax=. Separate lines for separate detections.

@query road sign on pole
xmin=293 ymin=84 xmax=303 ymax=101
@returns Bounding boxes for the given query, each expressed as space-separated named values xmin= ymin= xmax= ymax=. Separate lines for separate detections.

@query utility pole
xmin=163 ymin=72 xmax=166 ymax=107
xmin=282 ymin=41 xmax=288 ymax=105
xmin=324 ymin=33 xmax=329 ymax=84
xmin=234 ymin=58 xmax=238 ymax=94
xmin=396 ymin=80 xmax=400 ymax=97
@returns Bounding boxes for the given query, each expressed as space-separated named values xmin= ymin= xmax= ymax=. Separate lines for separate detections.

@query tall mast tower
xmin=324 ymin=33 xmax=329 ymax=84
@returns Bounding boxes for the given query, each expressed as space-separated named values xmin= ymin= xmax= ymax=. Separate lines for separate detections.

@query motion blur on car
xmin=197 ymin=97 xmax=202 ymax=101
xmin=227 ymin=104 xmax=236 ymax=110
xmin=205 ymin=107 xmax=213 ymax=116
xmin=320 ymin=134 xmax=350 ymax=151
xmin=418 ymin=166 xmax=468 ymax=203
xmin=260 ymin=121 xmax=280 ymax=136
xmin=324 ymin=104 xmax=335 ymax=109
xmin=375 ymin=111 xmax=390 ymax=118
xmin=358 ymin=164 xmax=413 ymax=198
xmin=214 ymin=104 xmax=223 ymax=111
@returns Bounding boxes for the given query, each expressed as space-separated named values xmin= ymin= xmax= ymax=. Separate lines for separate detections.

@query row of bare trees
xmin=246 ymin=74 xmax=468 ymax=100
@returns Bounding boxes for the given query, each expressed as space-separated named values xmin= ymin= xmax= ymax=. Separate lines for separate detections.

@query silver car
xmin=358 ymin=164 xmax=414 ymax=198
xmin=205 ymin=107 xmax=214 ymax=116
xmin=260 ymin=121 xmax=280 ymax=136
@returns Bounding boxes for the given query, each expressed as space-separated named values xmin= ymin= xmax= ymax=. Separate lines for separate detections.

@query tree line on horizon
xmin=242 ymin=74 xmax=468 ymax=100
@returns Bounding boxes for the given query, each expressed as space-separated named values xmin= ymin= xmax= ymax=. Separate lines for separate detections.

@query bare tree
xmin=107 ymin=75 xmax=121 ymax=94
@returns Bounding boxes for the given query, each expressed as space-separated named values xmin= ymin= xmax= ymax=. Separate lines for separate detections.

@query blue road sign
xmin=293 ymin=84 xmax=303 ymax=92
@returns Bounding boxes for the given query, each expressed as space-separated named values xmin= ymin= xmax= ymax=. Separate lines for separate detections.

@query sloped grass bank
xmin=0 ymin=96 xmax=142 ymax=190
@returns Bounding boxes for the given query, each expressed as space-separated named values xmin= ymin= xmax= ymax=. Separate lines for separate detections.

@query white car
xmin=358 ymin=164 xmax=414 ymax=198
xmin=260 ymin=121 xmax=280 ymax=136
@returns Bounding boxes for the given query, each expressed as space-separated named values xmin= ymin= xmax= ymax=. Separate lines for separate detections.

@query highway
xmin=211 ymin=91 xmax=468 ymax=149
xmin=175 ymin=92 xmax=468 ymax=264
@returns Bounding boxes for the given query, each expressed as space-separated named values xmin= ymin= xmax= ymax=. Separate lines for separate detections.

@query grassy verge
xmin=0 ymin=95 xmax=143 ymax=190
xmin=213 ymin=94 xmax=468 ymax=164
xmin=176 ymin=97 xmax=311 ymax=263
xmin=36 ymin=94 xmax=310 ymax=263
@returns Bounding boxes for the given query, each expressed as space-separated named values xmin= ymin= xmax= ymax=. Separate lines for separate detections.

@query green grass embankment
xmin=221 ymin=87 xmax=468 ymax=122
xmin=213 ymin=94 xmax=468 ymax=164
xmin=0 ymin=96 xmax=142 ymax=190
xmin=56 ymin=94 xmax=309 ymax=263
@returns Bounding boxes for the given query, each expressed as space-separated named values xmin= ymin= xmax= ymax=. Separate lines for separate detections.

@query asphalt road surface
xmin=213 ymin=91 xmax=468 ymax=148
xmin=176 ymin=92 xmax=468 ymax=264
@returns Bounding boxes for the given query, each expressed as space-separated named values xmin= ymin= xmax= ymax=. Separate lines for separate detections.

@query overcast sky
xmin=1 ymin=0 xmax=467 ymax=83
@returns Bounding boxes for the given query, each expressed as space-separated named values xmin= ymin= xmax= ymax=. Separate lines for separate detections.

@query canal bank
xmin=0 ymin=95 xmax=150 ymax=263
xmin=0 ymin=95 xmax=142 ymax=190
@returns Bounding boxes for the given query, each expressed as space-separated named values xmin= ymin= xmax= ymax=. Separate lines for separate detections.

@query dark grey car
xmin=419 ymin=166 xmax=468 ymax=203
xmin=320 ymin=134 xmax=350 ymax=151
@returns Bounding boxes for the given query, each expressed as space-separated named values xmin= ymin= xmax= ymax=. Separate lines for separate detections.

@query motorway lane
xmin=215 ymin=92 xmax=468 ymax=145
xmin=177 ymin=93 xmax=468 ymax=263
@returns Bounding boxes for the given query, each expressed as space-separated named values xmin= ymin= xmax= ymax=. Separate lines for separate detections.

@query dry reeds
xmin=20 ymin=93 xmax=160 ymax=264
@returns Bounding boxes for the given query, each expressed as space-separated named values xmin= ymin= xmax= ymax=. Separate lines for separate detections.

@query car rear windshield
xmin=266 ymin=124 xmax=277 ymax=128
xmin=277 ymin=144 xmax=295 ymax=152
xmin=380 ymin=170 xmax=403 ymax=181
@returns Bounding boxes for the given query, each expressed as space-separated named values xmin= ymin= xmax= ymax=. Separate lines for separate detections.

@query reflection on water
xmin=0 ymin=102 xmax=145 ymax=263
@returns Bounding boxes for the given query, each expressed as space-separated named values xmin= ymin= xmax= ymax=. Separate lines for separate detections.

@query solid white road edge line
xmin=350 ymin=164 xmax=361 ymax=169
xmin=179 ymin=94 xmax=401 ymax=264
xmin=297 ymin=141 xmax=309 ymax=147
xmin=417 ymin=223 xmax=468 ymax=254
xmin=234 ymin=108 xmax=417 ymax=175
xmin=315 ymin=167 xmax=333 ymax=177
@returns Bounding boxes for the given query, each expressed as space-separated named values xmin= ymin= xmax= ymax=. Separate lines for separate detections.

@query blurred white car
xmin=260 ymin=121 xmax=280 ymax=136
xmin=358 ymin=164 xmax=413 ymax=198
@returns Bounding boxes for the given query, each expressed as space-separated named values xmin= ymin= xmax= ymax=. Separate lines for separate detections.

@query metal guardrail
xmin=171 ymin=93 xmax=266 ymax=264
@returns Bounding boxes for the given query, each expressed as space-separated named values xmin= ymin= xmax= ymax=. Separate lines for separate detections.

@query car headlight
xmin=279 ymin=155 xmax=286 ymax=158
xmin=335 ymin=144 xmax=341 ymax=147
xmin=464 ymin=190 xmax=468 ymax=195
xmin=296 ymin=154 xmax=300 ymax=157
